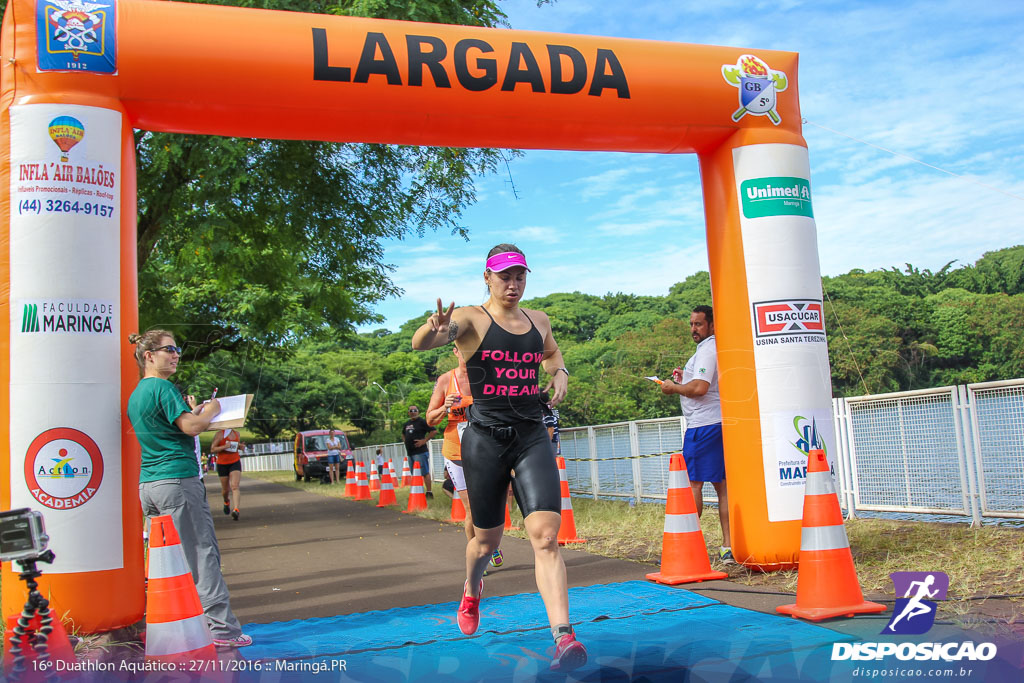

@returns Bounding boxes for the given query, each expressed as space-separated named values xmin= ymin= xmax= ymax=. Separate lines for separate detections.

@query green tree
xmin=135 ymin=0 xmax=543 ymax=355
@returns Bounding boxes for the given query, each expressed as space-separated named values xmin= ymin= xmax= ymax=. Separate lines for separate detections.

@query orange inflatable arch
xmin=1 ymin=0 xmax=838 ymax=632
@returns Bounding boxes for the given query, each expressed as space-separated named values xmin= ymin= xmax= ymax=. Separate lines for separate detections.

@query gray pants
xmin=139 ymin=476 xmax=243 ymax=638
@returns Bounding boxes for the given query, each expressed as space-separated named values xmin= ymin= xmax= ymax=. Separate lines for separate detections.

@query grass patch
xmin=246 ymin=471 xmax=1024 ymax=630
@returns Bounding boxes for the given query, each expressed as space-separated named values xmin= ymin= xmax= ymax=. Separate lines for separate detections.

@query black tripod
xmin=6 ymin=549 xmax=59 ymax=683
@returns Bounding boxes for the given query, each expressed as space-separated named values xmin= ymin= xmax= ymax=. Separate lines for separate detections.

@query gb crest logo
xmin=722 ymin=55 xmax=788 ymax=125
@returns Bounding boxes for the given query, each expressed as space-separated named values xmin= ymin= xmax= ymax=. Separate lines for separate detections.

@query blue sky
xmin=361 ymin=0 xmax=1024 ymax=332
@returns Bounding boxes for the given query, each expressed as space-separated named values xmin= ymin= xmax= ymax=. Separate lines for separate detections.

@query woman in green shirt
xmin=127 ymin=329 xmax=251 ymax=648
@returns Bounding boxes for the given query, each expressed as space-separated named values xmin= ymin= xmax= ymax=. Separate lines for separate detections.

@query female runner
xmin=412 ymin=244 xmax=586 ymax=671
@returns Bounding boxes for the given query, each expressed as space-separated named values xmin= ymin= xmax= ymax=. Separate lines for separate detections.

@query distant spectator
xmin=402 ymin=405 xmax=436 ymax=498
xmin=325 ymin=429 xmax=343 ymax=485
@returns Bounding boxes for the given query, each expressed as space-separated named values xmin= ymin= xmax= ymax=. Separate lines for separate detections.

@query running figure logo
xmin=884 ymin=571 xmax=949 ymax=635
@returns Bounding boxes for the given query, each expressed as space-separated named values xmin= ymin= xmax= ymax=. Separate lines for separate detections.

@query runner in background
xmin=426 ymin=347 xmax=505 ymax=568
xmin=212 ymin=427 xmax=245 ymax=520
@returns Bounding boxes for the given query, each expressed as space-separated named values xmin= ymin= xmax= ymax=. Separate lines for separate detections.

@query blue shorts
xmin=326 ymin=453 xmax=340 ymax=464
xmin=683 ymin=424 xmax=725 ymax=483
xmin=411 ymin=451 xmax=430 ymax=475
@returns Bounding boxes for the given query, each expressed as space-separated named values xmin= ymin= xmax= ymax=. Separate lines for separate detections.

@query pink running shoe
xmin=457 ymin=580 xmax=483 ymax=635
xmin=551 ymin=632 xmax=587 ymax=671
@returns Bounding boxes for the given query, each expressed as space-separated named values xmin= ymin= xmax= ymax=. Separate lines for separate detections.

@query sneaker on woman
xmin=489 ymin=548 xmax=503 ymax=567
xmin=213 ymin=633 xmax=253 ymax=648
xmin=457 ymin=580 xmax=483 ymax=635
xmin=551 ymin=632 xmax=587 ymax=671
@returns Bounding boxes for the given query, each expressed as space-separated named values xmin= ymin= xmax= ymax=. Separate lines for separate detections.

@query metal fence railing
xmin=244 ymin=378 xmax=1024 ymax=525
xmin=967 ymin=380 xmax=1024 ymax=519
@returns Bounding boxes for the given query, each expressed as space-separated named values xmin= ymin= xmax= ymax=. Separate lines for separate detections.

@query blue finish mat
xmin=235 ymin=581 xmax=852 ymax=682
xmin=241 ymin=581 xmax=718 ymax=661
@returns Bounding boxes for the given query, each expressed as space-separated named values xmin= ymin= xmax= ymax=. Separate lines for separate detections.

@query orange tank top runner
xmin=442 ymin=372 xmax=473 ymax=461
xmin=214 ymin=429 xmax=241 ymax=466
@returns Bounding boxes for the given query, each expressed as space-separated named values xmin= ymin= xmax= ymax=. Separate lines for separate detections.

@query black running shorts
xmin=216 ymin=460 xmax=242 ymax=478
xmin=460 ymin=420 xmax=561 ymax=530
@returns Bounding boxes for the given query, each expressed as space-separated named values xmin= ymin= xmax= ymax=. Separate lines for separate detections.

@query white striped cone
xmin=646 ymin=453 xmax=726 ymax=585
xmin=400 ymin=459 xmax=413 ymax=487
xmin=354 ymin=461 xmax=372 ymax=500
xmin=145 ymin=516 xmax=217 ymax=663
xmin=777 ymin=449 xmax=886 ymax=621
xmin=403 ymin=462 xmax=428 ymax=513
xmin=343 ymin=459 xmax=357 ymax=497
xmin=376 ymin=467 xmax=398 ymax=507
xmin=555 ymin=457 xmax=585 ymax=544
xmin=369 ymin=464 xmax=380 ymax=492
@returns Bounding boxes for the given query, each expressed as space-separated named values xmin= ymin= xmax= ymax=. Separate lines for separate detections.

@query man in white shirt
xmin=659 ymin=305 xmax=733 ymax=564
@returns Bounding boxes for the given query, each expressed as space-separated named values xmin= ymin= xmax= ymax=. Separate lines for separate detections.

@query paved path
xmin=207 ymin=473 xmax=1019 ymax=648
xmin=208 ymin=474 xmax=650 ymax=625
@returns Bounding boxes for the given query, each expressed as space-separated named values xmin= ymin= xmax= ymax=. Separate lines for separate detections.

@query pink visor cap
xmin=485 ymin=252 xmax=530 ymax=272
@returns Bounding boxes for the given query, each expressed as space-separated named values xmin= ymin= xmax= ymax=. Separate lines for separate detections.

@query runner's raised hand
xmin=428 ymin=298 xmax=455 ymax=333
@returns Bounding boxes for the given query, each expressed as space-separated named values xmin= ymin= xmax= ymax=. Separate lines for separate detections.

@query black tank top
xmin=466 ymin=306 xmax=545 ymax=425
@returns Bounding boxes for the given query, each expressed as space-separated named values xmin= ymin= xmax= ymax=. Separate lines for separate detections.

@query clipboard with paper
xmin=207 ymin=393 xmax=254 ymax=431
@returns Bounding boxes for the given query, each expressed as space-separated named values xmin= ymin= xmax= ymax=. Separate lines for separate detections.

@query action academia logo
xmin=832 ymin=571 xmax=997 ymax=663
xmin=23 ymin=427 xmax=105 ymax=510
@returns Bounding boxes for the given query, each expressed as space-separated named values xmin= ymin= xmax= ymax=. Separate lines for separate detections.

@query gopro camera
xmin=0 ymin=509 xmax=49 ymax=563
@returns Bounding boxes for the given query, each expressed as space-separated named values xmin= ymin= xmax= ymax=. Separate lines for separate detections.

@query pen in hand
xmin=211 ymin=387 xmax=218 ymax=400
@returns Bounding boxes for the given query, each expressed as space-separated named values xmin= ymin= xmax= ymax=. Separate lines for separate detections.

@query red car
xmin=293 ymin=429 xmax=352 ymax=482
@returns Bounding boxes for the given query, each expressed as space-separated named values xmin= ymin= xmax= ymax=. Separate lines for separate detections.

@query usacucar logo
xmin=753 ymin=299 xmax=825 ymax=338
xmin=722 ymin=54 xmax=788 ymax=125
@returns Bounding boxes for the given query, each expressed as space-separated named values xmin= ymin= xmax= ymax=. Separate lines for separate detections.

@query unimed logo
xmin=831 ymin=570 xmax=997 ymax=663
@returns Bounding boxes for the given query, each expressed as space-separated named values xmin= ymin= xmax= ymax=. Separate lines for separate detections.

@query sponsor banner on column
xmin=36 ymin=0 xmax=118 ymax=74
xmin=768 ymin=410 xmax=838 ymax=521
xmin=8 ymin=104 xmax=123 ymax=572
xmin=733 ymin=143 xmax=837 ymax=522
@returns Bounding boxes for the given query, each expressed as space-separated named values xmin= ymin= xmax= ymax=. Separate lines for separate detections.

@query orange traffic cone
xmin=400 ymin=459 xmax=413 ymax=487
xmin=343 ymin=460 xmax=357 ymax=497
xmin=777 ymin=449 xmax=887 ymax=621
xmin=145 ymin=515 xmax=217 ymax=664
xmin=503 ymin=500 xmax=520 ymax=530
xmin=388 ymin=460 xmax=398 ymax=487
xmin=450 ymin=495 xmax=467 ymax=522
xmin=403 ymin=462 xmax=428 ymax=513
xmin=646 ymin=454 xmax=727 ymax=584
xmin=369 ymin=464 xmax=381 ymax=492
xmin=377 ymin=466 xmax=398 ymax=507
xmin=555 ymin=456 xmax=586 ymax=544
xmin=354 ymin=461 xmax=372 ymax=501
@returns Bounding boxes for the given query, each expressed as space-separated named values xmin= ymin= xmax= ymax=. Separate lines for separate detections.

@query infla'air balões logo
xmin=722 ymin=55 xmax=788 ymax=125
xmin=47 ymin=116 xmax=85 ymax=162
xmin=37 ymin=1 xmax=117 ymax=74
xmin=884 ymin=571 xmax=949 ymax=635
